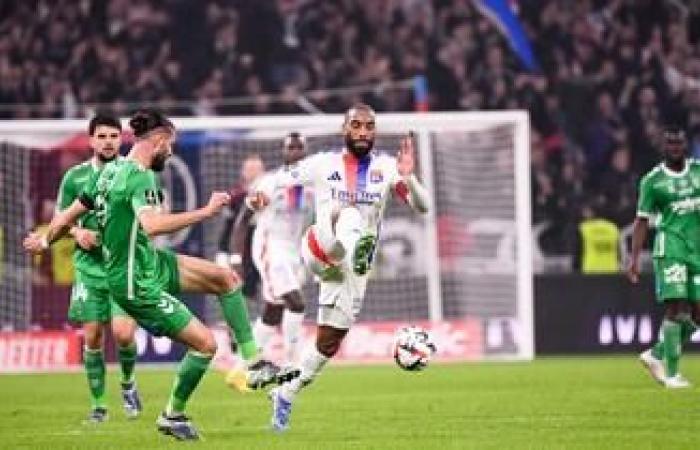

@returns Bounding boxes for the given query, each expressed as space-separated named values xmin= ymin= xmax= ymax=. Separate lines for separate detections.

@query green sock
xmin=166 ymin=352 xmax=212 ymax=414
xmin=681 ymin=318 xmax=698 ymax=342
xmin=651 ymin=319 xmax=697 ymax=360
xmin=84 ymin=348 xmax=106 ymax=409
xmin=118 ymin=343 xmax=137 ymax=384
xmin=220 ymin=289 xmax=258 ymax=361
xmin=651 ymin=340 xmax=665 ymax=360
xmin=662 ymin=319 xmax=682 ymax=377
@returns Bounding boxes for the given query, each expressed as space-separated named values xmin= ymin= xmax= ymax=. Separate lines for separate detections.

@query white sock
xmin=335 ymin=207 xmax=363 ymax=258
xmin=253 ymin=317 xmax=276 ymax=357
xmin=282 ymin=310 xmax=305 ymax=366
xmin=281 ymin=345 xmax=329 ymax=401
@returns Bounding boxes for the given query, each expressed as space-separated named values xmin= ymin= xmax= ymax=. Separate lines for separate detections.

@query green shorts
xmin=156 ymin=248 xmax=181 ymax=295
xmin=68 ymin=271 xmax=127 ymax=323
xmin=114 ymin=289 xmax=193 ymax=338
xmin=653 ymin=258 xmax=700 ymax=302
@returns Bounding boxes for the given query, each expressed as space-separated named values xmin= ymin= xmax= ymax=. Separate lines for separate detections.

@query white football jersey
xmin=298 ymin=149 xmax=408 ymax=237
xmin=252 ymin=163 xmax=314 ymax=246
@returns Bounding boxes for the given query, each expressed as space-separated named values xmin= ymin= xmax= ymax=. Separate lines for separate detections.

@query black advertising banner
xmin=534 ymin=274 xmax=700 ymax=354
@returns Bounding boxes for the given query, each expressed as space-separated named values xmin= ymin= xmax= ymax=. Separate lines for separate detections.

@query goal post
xmin=0 ymin=111 xmax=533 ymax=361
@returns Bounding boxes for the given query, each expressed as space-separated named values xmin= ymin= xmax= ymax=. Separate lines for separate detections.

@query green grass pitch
xmin=1 ymin=356 xmax=699 ymax=449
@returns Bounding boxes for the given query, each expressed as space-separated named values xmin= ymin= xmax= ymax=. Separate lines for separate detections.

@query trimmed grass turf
xmin=1 ymin=356 xmax=699 ymax=449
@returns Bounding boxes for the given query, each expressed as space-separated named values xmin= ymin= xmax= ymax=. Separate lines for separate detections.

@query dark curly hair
xmin=129 ymin=109 xmax=175 ymax=138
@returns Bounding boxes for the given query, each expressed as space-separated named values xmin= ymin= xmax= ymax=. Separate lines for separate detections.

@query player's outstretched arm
xmin=626 ymin=217 xmax=649 ymax=284
xmin=23 ymin=199 xmax=88 ymax=253
xmin=394 ymin=133 xmax=429 ymax=214
xmin=139 ymin=191 xmax=231 ymax=237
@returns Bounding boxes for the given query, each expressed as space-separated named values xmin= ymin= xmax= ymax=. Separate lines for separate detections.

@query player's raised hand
xmin=23 ymin=232 xmax=45 ymax=254
xmin=205 ymin=191 xmax=232 ymax=216
xmin=626 ymin=257 xmax=640 ymax=284
xmin=397 ymin=132 xmax=415 ymax=176
xmin=248 ymin=191 xmax=270 ymax=210
xmin=73 ymin=227 xmax=99 ymax=250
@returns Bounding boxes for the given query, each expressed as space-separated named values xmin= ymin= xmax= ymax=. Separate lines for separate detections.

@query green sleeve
xmin=130 ymin=171 xmax=160 ymax=213
xmin=636 ymin=177 xmax=657 ymax=218
xmin=56 ymin=170 xmax=76 ymax=211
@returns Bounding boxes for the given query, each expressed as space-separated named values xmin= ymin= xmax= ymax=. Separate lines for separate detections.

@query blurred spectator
xmin=575 ymin=204 xmax=621 ymax=274
xmin=2 ymin=0 xmax=700 ymax=257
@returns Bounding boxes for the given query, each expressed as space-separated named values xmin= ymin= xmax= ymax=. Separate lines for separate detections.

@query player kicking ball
xmin=262 ymin=104 xmax=430 ymax=431
xmin=25 ymin=110 xmax=277 ymax=440
xmin=628 ymin=125 xmax=700 ymax=389
xmin=56 ymin=114 xmax=142 ymax=423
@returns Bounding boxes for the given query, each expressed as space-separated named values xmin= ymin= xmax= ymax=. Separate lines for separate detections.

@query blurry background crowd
xmin=2 ymin=0 xmax=700 ymax=266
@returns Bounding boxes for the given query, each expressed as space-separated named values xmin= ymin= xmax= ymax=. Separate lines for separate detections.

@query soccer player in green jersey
xmin=25 ymin=110 xmax=277 ymax=440
xmin=56 ymin=114 xmax=142 ymax=423
xmin=628 ymin=126 xmax=699 ymax=389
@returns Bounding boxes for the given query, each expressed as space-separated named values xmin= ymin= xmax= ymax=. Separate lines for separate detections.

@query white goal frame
xmin=0 ymin=111 xmax=533 ymax=360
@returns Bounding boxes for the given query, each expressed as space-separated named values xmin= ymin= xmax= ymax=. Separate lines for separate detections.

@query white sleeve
xmin=297 ymin=153 xmax=325 ymax=186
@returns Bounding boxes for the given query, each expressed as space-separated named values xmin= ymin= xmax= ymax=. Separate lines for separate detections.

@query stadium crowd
xmin=2 ymin=0 xmax=700 ymax=259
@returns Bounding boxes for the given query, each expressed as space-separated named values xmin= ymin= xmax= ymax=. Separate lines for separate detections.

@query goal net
xmin=0 ymin=112 xmax=532 ymax=361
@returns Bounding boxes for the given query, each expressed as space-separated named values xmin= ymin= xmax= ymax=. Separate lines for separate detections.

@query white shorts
xmin=252 ymin=232 xmax=306 ymax=304
xmin=316 ymin=274 xmax=369 ymax=329
xmin=301 ymin=224 xmax=369 ymax=329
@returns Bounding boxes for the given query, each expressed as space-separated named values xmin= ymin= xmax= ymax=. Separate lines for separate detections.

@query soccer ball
xmin=392 ymin=325 xmax=437 ymax=371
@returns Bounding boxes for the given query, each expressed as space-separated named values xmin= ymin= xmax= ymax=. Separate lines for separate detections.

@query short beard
xmin=345 ymin=136 xmax=373 ymax=159
xmin=97 ymin=153 xmax=117 ymax=163
xmin=151 ymin=154 xmax=167 ymax=172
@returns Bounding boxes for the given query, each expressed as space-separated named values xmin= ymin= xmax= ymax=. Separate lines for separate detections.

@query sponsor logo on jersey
xmin=669 ymin=196 xmax=700 ymax=215
xmin=330 ymin=187 xmax=382 ymax=205
xmin=370 ymin=169 xmax=383 ymax=183
xmin=663 ymin=263 xmax=687 ymax=284
xmin=327 ymin=171 xmax=342 ymax=181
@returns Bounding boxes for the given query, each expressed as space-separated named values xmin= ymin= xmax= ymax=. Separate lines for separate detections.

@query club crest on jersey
xmin=370 ymin=169 xmax=383 ymax=183
xmin=327 ymin=171 xmax=342 ymax=181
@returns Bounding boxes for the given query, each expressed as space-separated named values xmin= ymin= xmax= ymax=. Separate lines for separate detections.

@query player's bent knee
xmin=194 ymin=331 xmax=218 ymax=356
xmin=83 ymin=323 xmax=104 ymax=349
xmin=316 ymin=337 xmax=342 ymax=358
xmin=113 ymin=328 xmax=135 ymax=347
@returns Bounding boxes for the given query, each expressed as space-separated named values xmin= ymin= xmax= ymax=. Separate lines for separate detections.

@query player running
xmin=56 ymin=114 xmax=142 ymax=423
xmin=628 ymin=125 xmax=700 ymax=389
xmin=25 ymin=110 xmax=276 ymax=440
xmin=241 ymin=132 xmax=314 ymax=370
xmin=265 ymin=104 xmax=429 ymax=431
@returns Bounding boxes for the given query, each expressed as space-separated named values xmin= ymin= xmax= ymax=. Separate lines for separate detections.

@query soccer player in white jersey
xmin=223 ymin=136 xmax=310 ymax=392
xmin=266 ymin=104 xmax=429 ymax=431
xmin=240 ymin=133 xmax=314 ymax=369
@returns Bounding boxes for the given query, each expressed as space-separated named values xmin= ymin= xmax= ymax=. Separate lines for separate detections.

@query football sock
xmin=335 ymin=207 xmax=363 ymax=257
xmin=219 ymin=289 xmax=258 ymax=362
xmin=651 ymin=340 xmax=664 ymax=360
xmin=84 ymin=347 xmax=106 ymax=409
xmin=253 ymin=317 xmax=276 ymax=356
xmin=651 ymin=318 xmax=697 ymax=360
xmin=282 ymin=310 xmax=304 ymax=366
xmin=166 ymin=351 xmax=212 ymax=414
xmin=662 ymin=319 xmax=682 ymax=377
xmin=118 ymin=343 xmax=137 ymax=384
xmin=281 ymin=345 xmax=328 ymax=401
